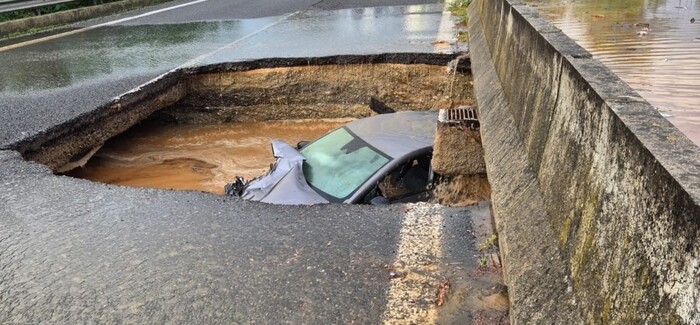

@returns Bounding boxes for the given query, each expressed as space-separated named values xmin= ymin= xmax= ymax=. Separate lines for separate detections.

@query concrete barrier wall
xmin=0 ymin=0 xmax=172 ymax=38
xmin=468 ymin=0 xmax=700 ymax=323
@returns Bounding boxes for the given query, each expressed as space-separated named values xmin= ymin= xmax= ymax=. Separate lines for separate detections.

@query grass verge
xmin=448 ymin=0 xmax=471 ymax=26
xmin=0 ymin=0 xmax=121 ymax=23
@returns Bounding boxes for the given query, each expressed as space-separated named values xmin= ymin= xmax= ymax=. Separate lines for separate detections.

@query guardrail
xmin=0 ymin=0 xmax=79 ymax=15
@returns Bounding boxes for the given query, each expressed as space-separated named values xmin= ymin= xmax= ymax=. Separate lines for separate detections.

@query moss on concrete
xmin=469 ymin=0 xmax=700 ymax=322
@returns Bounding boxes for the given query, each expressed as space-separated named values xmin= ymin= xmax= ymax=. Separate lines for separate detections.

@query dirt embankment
xmin=153 ymin=64 xmax=474 ymax=123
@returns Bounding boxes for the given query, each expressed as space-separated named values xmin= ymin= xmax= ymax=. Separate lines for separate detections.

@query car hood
xmin=240 ymin=140 xmax=329 ymax=205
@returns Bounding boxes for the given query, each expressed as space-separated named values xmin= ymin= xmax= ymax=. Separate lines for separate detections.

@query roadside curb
xmin=0 ymin=0 xmax=174 ymax=38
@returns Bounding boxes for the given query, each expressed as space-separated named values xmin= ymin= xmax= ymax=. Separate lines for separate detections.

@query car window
xmin=300 ymin=127 xmax=390 ymax=201
xmin=377 ymin=155 xmax=431 ymax=202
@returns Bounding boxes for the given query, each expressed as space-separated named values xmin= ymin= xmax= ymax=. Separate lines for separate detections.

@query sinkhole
xmin=21 ymin=55 xmax=488 ymax=205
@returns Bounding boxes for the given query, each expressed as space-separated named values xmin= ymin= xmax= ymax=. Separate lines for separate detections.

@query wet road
xmin=0 ymin=1 xmax=461 ymax=148
xmin=0 ymin=150 xmax=499 ymax=323
xmin=0 ymin=1 xmax=496 ymax=323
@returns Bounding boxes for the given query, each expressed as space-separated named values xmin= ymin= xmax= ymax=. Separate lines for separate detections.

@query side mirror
xmin=297 ymin=141 xmax=310 ymax=150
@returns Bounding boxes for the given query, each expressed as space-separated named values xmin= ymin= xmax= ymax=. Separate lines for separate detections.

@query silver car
xmin=225 ymin=111 xmax=437 ymax=205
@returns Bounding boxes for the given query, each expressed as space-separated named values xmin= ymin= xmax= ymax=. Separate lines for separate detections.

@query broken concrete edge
xmin=1 ymin=53 xmax=471 ymax=170
xmin=470 ymin=0 xmax=699 ymax=323
xmin=0 ymin=0 xmax=175 ymax=39
xmin=189 ymin=52 xmax=471 ymax=74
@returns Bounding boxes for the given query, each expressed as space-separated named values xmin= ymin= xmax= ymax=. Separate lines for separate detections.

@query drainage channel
xmin=15 ymin=57 xmax=509 ymax=322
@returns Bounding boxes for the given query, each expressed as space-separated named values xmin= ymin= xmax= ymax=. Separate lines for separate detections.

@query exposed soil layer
xmin=26 ymin=83 xmax=187 ymax=171
xmin=152 ymin=64 xmax=474 ymax=124
xmin=431 ymin=174 xmax=491 ymax=207
xmin=433 ymin=123 xmax=486 ymax=175
xmin=60 ymin=61 xmax=477 ymax=197
xmin=12 ymin=54 xmax=470 ymax=172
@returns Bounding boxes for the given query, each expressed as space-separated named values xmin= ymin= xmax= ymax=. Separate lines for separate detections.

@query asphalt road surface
xmin=0 ymin=1 xmax=496 ymax=323
xmin=0 ymin=0 xmax=461 ymax=149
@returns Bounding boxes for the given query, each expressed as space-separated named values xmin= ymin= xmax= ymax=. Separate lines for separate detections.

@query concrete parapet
xmin=469 ymin=0 xmax=700 ymax=323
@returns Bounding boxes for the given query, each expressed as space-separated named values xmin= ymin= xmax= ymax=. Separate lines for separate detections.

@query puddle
xmin=66 ymin=119 xmax=350 ymax=194
xmin=527 ymin=0 xmax=700 ymax=145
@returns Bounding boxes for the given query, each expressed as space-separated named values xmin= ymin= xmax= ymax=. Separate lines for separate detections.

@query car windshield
xmin=300 ymin=127 xmax=390 ymax=201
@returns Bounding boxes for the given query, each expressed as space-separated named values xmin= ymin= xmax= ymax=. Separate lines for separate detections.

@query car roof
xmin=345 ymin=111 xmax=437 ymax=158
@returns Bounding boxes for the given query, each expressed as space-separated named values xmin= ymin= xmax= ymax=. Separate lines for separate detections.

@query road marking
xmin=108 ymin=12 xmax=292 ymax=102
xmin=179 ymin=13 xmax=292 ymax=67
xmin=432 ymin=0 xmax=459 ymax=53
xmin=0 ymin=0 xmax=209 ymax=52
xmin=93 ymin=0 xmax=208 ymax=27
xmin=382 ymin=203 xmax=445 ymax=325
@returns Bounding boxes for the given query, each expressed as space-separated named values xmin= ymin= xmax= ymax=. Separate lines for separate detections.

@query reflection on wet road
xmin=67 ymin=119 xmax=351 ymax=194
xmin=0 ymin=4 xmax=457 ymax=94
xmin=0 ymin=4 xmax=460 ymax=148
xmin=528 ymin=0 xmax=700 ymax=145
xmin=198 ymin=5 xmax=462 ymax=64
xmin=0 ymin=18 xmax=278 ymax=93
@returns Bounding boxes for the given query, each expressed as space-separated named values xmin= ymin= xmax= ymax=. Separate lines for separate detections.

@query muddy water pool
xmin=529 ymin=0 xmax=700 ymax=145
xmin=67 ymin=119 xmax=351 ymax=194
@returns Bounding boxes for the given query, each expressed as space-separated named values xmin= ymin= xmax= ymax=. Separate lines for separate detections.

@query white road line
xmin=0 ymin=0 xmax=209 ymax=52
xmin=431 ymin=0 xmax=459 ymax=53
xmin=179 ymin=13 xmax=292 ymax=67
xmin=382 ymin=202 xmax=445 ymax=325
xmin=94 ymin=0 xmax=208 ymax=27
xmin=108 ymin=12 xmax=292 ymax=102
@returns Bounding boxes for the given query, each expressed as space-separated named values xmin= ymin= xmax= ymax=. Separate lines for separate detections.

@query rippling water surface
xmin=528 ymin=0 xmax=700 ymax=145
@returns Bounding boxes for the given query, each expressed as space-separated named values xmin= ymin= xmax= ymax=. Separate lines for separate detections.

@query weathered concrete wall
xmin=0 ymin=0 xmax=173 ymax=38
xmin=468 ymin=0 xmax=700 ymax=323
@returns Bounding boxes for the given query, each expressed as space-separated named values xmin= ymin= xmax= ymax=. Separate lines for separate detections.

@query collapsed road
xmin=1 ymin=150 xmax=505 ymax=323
xmin=0 ymin=1 xmax=508 ymax=323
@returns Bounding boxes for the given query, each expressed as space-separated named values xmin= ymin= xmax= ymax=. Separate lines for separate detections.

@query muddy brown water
xmin=528 ymin=0 xmax=700 ymax=146
xmin=67 ymin=119 xmax=351 ymax=194
xmin=64 ymin=63 xmax=477 ymax=196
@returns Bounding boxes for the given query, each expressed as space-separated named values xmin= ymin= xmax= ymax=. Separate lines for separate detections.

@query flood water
xmin=67 ymin=119 xmax=351 ymax=194
xmin=528 ymin=0 xmax=700 ymax=145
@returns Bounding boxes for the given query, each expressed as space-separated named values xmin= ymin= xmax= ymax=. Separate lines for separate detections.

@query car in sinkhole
xmin=224 ymin=111 xmax=439 ymax=205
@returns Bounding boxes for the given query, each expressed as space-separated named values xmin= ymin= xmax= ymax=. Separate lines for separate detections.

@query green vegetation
xmin=477 ymin=234 xmax=499 ymax=267
xmin=478 ymin=234 xmax=497 ymax=251
xmin=0 ymin=0 xmax=121 ymax=23
xmin=456 ymin=30 xmax=468 ymax=43
xmin=478 ymin=254 xmax=489 ymax=266
xmin=448 ymin=0 xmax=471 ymax=26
